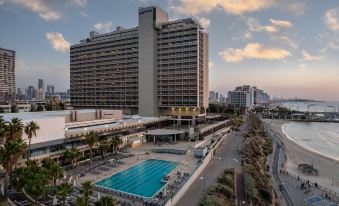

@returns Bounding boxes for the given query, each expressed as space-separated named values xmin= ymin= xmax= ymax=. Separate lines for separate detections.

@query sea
xmin=280 ymin=101 xmax=339 ymax=162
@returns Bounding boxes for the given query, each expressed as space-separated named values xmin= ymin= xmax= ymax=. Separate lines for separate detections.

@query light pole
xmin=233 ymin=158 xmax=238 ymax=170
xmin=200 ymin=176 xmax=206 ymax=197
xmin=218 ymin=157 xmax=222 ymax=175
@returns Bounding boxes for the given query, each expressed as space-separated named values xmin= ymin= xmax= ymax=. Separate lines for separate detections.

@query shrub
xmin=259 ymin=188 xmax=272 ymax=203
xmin=244 ymin=173 xmax=257 ymax=200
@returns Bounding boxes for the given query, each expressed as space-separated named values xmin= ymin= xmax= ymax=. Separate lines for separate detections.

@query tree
xmin=36 ymin=105 xmax=44 ymax=111
xmin=63 ymin=147 xmax=80 ymax=168
xmin=24 ymin=160 xmax=50 ymax=199
xmin=57 ymin=182 xmax=73 ymax=205
xmin=0 ymin=139 xmax=27 ymax=196
xmin=0 ymin=116 xmax=8 ymax=142
xmin=7 ymin=117 xmax=24 ymax=140
xmin=98 ymin=141 xmax=110 ymax=160
xmin=110 ymin=136 xmax=123 ymax=155
xmin=41 ymin=158 xmax=63 ymax=186
xmin=95 ymin=196 xmax=116 ymax=206
xmin=24 ymin=121 xmax=40 ymax=162
xmin=84 ymin=131 xmax=98 ymax=166
xmin=81 ymin=181 xmax=93 ymax=206
xmin=74 ymin=196 xmax=86 ymax=206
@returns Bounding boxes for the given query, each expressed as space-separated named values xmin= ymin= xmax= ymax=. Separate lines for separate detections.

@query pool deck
xmin=75 ymin=132 xmax=218 ymax=205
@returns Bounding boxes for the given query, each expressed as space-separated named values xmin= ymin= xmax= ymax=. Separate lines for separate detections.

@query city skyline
xmin=1 ymin=0 xmax=339 ymax=100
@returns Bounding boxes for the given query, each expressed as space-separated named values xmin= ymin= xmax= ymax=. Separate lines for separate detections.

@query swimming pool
xmin=95 ymin=159 xmax=179 ymax=198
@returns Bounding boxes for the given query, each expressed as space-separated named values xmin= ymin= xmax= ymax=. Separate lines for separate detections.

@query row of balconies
xmin=71 ymin=38 xmax=138 ymax=51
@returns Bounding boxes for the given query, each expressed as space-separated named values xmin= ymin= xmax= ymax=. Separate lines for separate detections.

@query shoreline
xmin=265 ymin=119 xmax=339 ymax=193
xmin=281 ymin=123 xmax=339 ymax=162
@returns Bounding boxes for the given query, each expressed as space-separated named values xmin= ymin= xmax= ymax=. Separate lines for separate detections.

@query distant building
xmin=47 ymin=85 xmax=55 ymax=95
xmin=70 ymin=6 xmax=208 ymax=120
xmin=38 ymin=79 xmax=45 ymax=90
xmin=37 ymin=88 xmax=45 ymax=100
xmin=26 ymin=86 xmax=35 ymax=100
xmin=209 ymin=91 xmax=217 ymax=102
xmin=228 ymin=85 xmax=270 ymax=107
xmin=17 ymin=88 xmax=26 ymax=100
xmin=0 ymin=48 xmax=16 ymax=103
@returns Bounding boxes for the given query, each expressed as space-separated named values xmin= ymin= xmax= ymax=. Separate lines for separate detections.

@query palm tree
xmin=0 ymin=139 xmax=27 ymax=196
xmin=98 ymin=141 xmax=110 ymax=160
xmin=57 ymin=182 xmax=73 ymax=205
xmin=0 ymin=116 xmax=8 ymax=143
xmin=84 ymin=131 xmax=98 ymax=166
xmin=95 ymin=196 xmax=116 ymax=206
xmin=63 ymin=147 xmax=80 ymax=168
xmin=74 ymin=196 xmax=86 ymax=206
xmin=24 ymin=121 xmax=40 ymax=162
xmin=110 ymin=136 xmax=123 ymax=155
xmin=41 ymin=158 xmax=63 ymax=186
xmin=81 ymin=181 xmax=93 ymax=206
xmin=7 ymin=117 xmax=24 ymax=140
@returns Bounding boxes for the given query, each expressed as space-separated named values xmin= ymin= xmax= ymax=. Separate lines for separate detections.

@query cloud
xmin=94 ymin=22 xmax=113 ymax=32
xmin=298 ymin=63 xmax=307 ymax=72
xmin=46 ymin=32 xmax=70 ymax=53
xmin=287 ymin=2 xmax=305 ymax=16
xmin=196 ymin=16 xmax=211 ymax=29
xmin=324 ymin=9 xmax=339 ymax=31
xmin=301 ymin=50 xmax=322 ymax=61
xmin=172 ymin=0 xmax=275 ymax=15
xmin=219 ymin=43 xmax=290 ymax=62
xmin=270 ymin=19 xmax=293 ymax=28
xmin=2 ymin=0 xmax=87 ymax=21
xmin=248 ymin=18 xmax=293 ymax=33
xmin=275 ymin=36 xmax=298 ymax=49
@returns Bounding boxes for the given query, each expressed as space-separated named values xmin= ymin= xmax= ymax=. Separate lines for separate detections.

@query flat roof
xmin=0 ymin=109 xmax=120 ymax=121
xmin=146 ymin=129 xmax=184 ymax=136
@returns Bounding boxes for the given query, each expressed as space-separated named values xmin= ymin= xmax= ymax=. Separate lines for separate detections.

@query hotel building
xmin=0 ymin=48 xmax=16 ymax=103
xmin=70 ymin=6 xmax=208 ymax=119
xmin=228 ymin=85 xmax=270 ymax=108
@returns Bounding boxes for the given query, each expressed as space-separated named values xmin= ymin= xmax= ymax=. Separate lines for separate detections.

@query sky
xmin=0 ymin=0 xmax=339 ymax=101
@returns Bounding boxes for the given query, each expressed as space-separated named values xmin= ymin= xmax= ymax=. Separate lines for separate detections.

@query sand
xmin=266 ymin=119 xmax=339 ymax=194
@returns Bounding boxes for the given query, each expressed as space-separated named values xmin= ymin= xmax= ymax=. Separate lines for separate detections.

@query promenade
xmin=265 ymin=122 xmax=339 ymax=206
xmin=176 ymin=117 xmax=247 ymax=206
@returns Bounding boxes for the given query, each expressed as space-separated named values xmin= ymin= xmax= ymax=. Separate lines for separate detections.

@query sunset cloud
xmin=196 ymin=16 xmax=211 ymax=29
xmin=301 ymin=50 xmax=322 ymax=61
xmin=172 ymin=0 xmax=274 ymax=15
xmin=46 ymin=32 xmax=70 ymax=53
xmin=247 ymin=18 xmax=293 ymax=33
xmin=324 ymin=9 xmax=339 ymax=31
xmin=94 ymin=22 xmax=113 ymax=32
xmin=219 ymin=43 xmax=290 ymax=62
xmin=1 ymin=0 xmax=87 ymax=21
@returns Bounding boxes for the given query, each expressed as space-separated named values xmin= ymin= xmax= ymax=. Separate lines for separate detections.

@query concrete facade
xmin=70 ymin=6 xmax=209 ymax=118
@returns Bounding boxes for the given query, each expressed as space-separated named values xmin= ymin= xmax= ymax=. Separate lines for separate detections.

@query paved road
xmin=266 ymin=123 xmax=295 ymax=206
xmin=176 ymin=118 xmax=247 ymax=206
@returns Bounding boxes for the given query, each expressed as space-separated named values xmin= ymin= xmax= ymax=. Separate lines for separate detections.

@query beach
xmin=265 ymin=119 xmax=339 ymax=193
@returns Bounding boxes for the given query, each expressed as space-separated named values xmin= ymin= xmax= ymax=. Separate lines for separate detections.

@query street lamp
xmin=200 ymin=176 xmax=206 ymax=197
xmin=218 ymin=157 xmax=222 ymax=174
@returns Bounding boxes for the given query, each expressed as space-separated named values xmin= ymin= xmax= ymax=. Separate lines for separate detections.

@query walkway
xmin=176 ymin=116 xmax=247 ymax=206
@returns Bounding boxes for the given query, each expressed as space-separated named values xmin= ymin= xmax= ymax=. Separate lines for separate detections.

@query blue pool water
xmin=95 ymin=159 xmax=178 ymax=198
